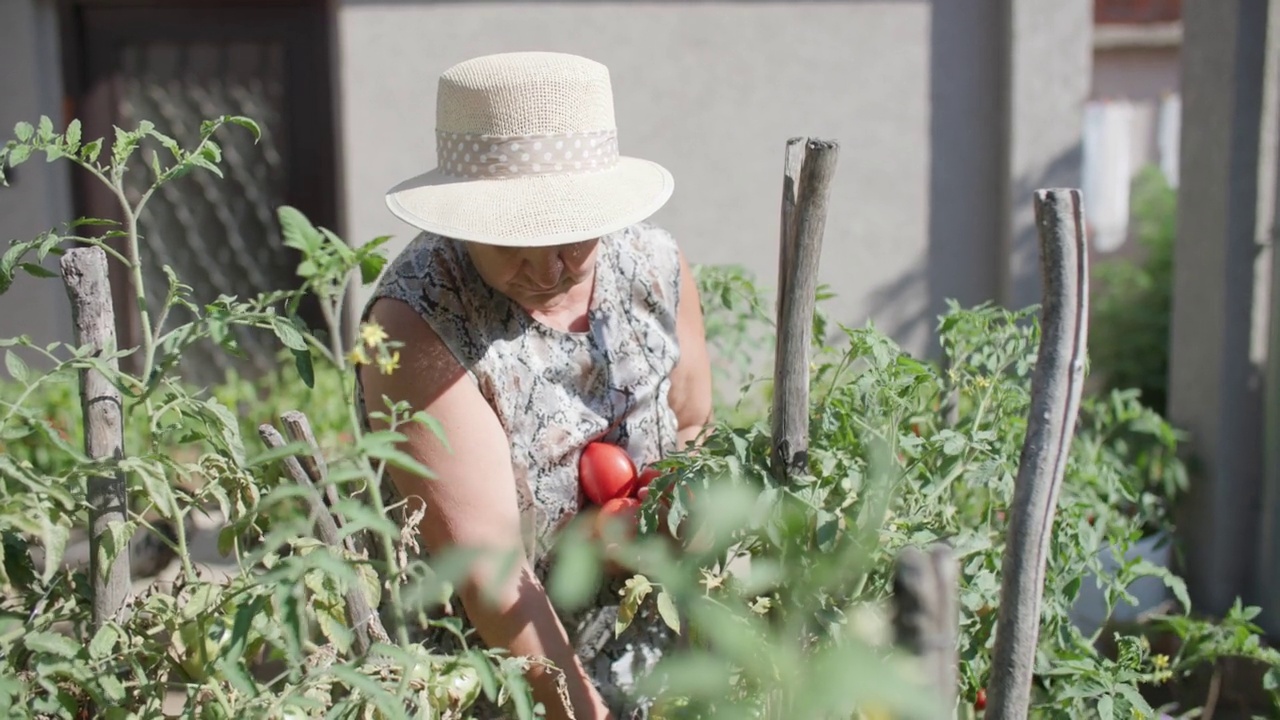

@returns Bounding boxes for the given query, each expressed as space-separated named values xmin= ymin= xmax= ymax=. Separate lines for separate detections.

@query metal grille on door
xmin=116 ymin=41 xmax=300 ymax=387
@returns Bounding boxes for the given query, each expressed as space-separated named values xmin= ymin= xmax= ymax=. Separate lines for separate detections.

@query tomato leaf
xmin=616 ymin=574 xmax=653 ymax=637
xmin=25 ymin=630 xmax=80 ymax=658
xmin=271 ymin=316 xmax=308 ymax=351
xmin=88 ymin=623 xmax=121 ymax=660
xmin=292 ymin=348 xmax=315 ymax=388
xmin=4 ymin=350 xmax=28 ymax=384
xmin=656 ymin=589 xmax=681 ymax=634
xmin=39 ymin=519 xmax=68 ymax=584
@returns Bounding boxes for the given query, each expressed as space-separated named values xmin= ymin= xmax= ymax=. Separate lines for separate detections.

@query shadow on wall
xmin=859 ymin=0 xmax=1079 ymax=359
xmin=884 ymin=0 xmax=1088 ymax=358
xmin=858 ymin=143 xmax=1085 ymax=361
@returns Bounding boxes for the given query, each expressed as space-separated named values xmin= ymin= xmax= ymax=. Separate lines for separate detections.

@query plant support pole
xmin=892 ymin=544 xmax=959 ymax=718
xmin=61 ymin=247 xmax=130 ymax=629
xmin=771 ymin=137 xmax=839 ymax=481
xmin=986 ymin=189 xmax=1090 ymax=719
xmin=259 ymin=422 xmax=388 ymax=655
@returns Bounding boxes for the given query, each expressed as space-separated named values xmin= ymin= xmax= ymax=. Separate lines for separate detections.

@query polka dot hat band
xmin=436 ymin=129 xmax=620 ymax=179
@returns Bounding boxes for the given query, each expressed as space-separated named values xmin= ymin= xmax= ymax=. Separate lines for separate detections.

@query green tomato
xmin=429 ymin=664 xmax=482 ymax=712
xmin=178 ymin=616 xmax=233 ymax=682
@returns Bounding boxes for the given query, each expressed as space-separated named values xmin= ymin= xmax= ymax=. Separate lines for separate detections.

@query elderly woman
xmin=356 ymin=51 xmax=713 ymax=720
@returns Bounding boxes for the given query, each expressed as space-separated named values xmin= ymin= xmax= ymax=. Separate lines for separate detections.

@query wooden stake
xmin=986 ymin=189 xmax=1090 ymax=719
xmin=280 ymin=410 xmax=357 ymax=553
xmin=60 ymin=247 xmax=130 ymax=630
xmin=258 ymin=422 xmax=389 ymax=655
xmin=892 ymin=544 xmax=959 ymax=718
xmin=771 ymin=138 xmax=840 ymax=481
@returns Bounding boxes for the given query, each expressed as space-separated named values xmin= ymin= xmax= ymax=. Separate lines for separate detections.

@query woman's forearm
xmin=676 ymin=419 xmax=711 ymax=451
xmin=459 ymin=560 xmax=613 ymax=720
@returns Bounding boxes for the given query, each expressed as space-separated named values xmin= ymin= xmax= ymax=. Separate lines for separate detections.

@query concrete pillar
xmin=1254 ymin=2 xmax=1280 ymax=635
xmin=998 ymin=0 xmax=1092 ymax=311
xmin=1169 ymin=0 xmax=1279 ymax=628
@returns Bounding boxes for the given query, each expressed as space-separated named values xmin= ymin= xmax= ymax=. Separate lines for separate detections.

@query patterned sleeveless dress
xmin=354 ymin=221 xmax=686 ymax=718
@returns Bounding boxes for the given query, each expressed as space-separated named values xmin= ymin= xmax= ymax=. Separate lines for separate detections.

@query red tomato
xmin=975 ymin=688 xmax=987 ymax=711
xmin=636 ymin=466 xmax=663 ymax=491
xmin=594 ymin=497 xmax=641 ymax=539
xmin=579 ymin=442 xmax=638 ymax=505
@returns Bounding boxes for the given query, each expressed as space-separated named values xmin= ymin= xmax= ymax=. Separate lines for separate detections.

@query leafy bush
xmin=1089 ymin=165 xmax=1177 ymax=414
xmin=0 ymin=115 xmax=1275 ymax=720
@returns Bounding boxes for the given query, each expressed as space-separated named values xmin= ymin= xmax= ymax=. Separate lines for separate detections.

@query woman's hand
xmin=361 ymin=298 xmax=614 ymax=720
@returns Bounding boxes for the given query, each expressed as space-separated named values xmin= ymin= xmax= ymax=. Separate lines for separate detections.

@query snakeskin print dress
xmin=354 ymin=222 xmax=685 ymax=718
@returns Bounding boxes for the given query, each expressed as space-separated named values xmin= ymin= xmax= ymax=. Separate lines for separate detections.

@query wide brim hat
xmin=385 ymin=51 xmax=674 ymax=248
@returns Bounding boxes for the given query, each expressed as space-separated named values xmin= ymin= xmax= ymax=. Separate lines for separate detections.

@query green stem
xmin=115 ymin=195 xmax=156 ymax=384
xmin=131 ymin=507 xmax=196 ymax=580
xmin=344 ymin=392 xmax=410 ymax=648
xmin=173 ymin=506 xmax=197 ymax=581
xmin=0 ymin=381 xmax=44 ymax=428
xmin=367 ymin=456 xmax=411 ymax=648
xmin=321 ymin=297 xmax=346 ymax=373
xmin=67 ymin=236 xmax=132 ymax=267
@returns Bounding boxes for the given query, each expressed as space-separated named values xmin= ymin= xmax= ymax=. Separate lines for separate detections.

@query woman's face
xmin=465 ymin=239 xmax=599 ymax=311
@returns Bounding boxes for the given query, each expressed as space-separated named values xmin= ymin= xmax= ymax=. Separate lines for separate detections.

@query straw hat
xmin=384 ymin=51 xmax=675 ymax=247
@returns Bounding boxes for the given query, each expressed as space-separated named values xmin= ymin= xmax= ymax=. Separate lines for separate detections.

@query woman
xmin=355 ymin=51 xmax=713 ymax=720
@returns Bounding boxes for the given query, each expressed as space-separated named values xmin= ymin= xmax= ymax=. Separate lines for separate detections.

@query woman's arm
xmin=359 ymin=298 xmax=613 ymax=720
xmin=667 ymin=248 xmax=714 ymax=449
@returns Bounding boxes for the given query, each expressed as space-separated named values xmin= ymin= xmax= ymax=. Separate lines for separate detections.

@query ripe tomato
xmin=637 ymin=466 xmax=663 ymax=490
xmin=975 ymin=687 xmax=987 ymax=711
xmin=579 ymin=442 xmax=638 ymax=505
xmin=594 ymin=496 xmax=641 ymax=539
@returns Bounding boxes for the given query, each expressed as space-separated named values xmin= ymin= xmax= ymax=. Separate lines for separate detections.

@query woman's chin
xmin=514 ymin=288 xmax=568 ymax=310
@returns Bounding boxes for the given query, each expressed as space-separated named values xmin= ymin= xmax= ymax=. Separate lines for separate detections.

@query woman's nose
xmin=526 ymin=250 xmax=564 ymax=288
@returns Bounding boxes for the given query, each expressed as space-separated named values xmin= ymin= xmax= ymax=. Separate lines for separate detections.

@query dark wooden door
xmin=63 ymin=1 xmax=336 ymax=385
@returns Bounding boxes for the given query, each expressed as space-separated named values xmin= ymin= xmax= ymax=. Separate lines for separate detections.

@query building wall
xmin=1094 ymin=46 xmax=1181 ymax=102
xmin=1084 ymin=28 xmax=1182 ymax=255
xmin=0 ymin=1 xmax=1090 ymax=371
xmin=333 ymin=0 xmax=1012 ymax=359
xmin=0 ymin=0 xmax=74 ymax=363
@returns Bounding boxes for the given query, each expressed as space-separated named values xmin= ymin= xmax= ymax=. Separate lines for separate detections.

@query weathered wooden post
xmin=771 ymin=137 xmax=840 ymax=481
xmin=892 ymin=544 xmax=959 ymax=718
xmin=986 ymin=188 xmax=1089 ymax=719
xmin=259 ymin=417 xmax=388 ymax=656
xmin=60 ymin=246 xmax=131 ymax=629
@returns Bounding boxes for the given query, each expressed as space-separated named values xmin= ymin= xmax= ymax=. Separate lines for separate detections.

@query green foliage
xmin=1090 ymin=166 xmax=1177 ymax=413
xmin=0 ymin=115 xmax=1271 ymax=720
xmin=575 ymin=291 xmax=1218 ymax=719
xmin=0 ymin=115 xmax=527 ymax=719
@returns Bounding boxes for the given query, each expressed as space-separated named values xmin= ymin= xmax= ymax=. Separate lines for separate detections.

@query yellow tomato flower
xmin=1152 ymin=653 xmax=1169 ymax=670
xmin=360 ymin=322 xmax=389 ymax=348
xmin=347 ymin=346 xmax=370 ymax=366
xmin=377 ymin=350 xmax=401 ymax=375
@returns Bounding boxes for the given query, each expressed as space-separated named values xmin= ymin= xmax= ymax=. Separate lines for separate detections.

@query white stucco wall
xmin=0 ymin=0 xmax=73 ymax=365
xmin=334 ymin=1 xmax=944 ymax=356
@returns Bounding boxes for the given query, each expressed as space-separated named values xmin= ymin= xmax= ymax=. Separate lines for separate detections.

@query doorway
xmin=60 ymin=1 xmax=336 ymax=386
